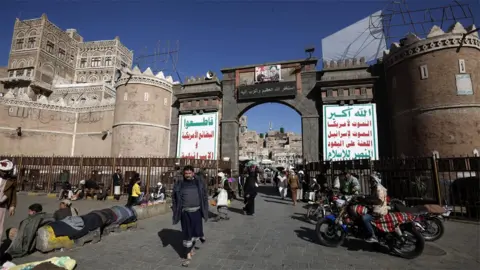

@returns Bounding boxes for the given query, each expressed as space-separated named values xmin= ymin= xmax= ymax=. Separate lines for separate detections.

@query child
xmin=212 ymin=172 xmax=230 ymax=221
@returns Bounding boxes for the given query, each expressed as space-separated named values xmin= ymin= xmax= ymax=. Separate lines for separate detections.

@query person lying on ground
xmin=53 ymin=200 xmax=78 ymax=221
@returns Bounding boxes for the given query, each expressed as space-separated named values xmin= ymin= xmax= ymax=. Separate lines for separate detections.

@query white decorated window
xmin=144 ymin=92 xmax=149 ymax=101
xmin=123 ymin=92 xmax=128 ymax=101
xmin=420 ymin=65 xmax=428 ymax=80
xmin=164 ymin=97 xmax=168 ymax=105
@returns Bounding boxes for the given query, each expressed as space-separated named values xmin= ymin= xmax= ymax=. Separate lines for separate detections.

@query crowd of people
xmin=0 ymin=156 xmax=392 ymax=267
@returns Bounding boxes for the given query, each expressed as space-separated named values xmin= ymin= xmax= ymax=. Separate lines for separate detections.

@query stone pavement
xmin=9 ymin=188 xmax=480 ymax=270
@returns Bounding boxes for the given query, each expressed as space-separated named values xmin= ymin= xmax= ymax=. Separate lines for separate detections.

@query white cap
xmin=218 ymin=172 xmax=225 ymax=178
xmin=157 ymin=182 xmax=162 ymax=186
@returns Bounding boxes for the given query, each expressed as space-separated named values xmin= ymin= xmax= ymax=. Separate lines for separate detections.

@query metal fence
xmin=1 ymin=156 xmax=231 ymax=195
xmin=306 ymin=156 xmax=480 ymax=221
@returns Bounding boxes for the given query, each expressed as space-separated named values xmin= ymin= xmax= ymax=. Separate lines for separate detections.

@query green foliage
xmin=280 ymin=127 xmax=285 ymax=133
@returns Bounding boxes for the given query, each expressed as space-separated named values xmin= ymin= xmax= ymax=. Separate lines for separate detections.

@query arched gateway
xmin=170 ymin=57 xmax=377 ymax=175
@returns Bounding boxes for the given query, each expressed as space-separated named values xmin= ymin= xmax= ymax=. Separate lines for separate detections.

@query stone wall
xmin=111 ymin=68 xmax=173 ymax=157
xmin=0 ymin=102 xmax=113 ymax=156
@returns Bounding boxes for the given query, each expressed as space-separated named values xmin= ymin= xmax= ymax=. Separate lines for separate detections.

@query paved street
xmin=8 ymin=188 xmax=480 ymax=270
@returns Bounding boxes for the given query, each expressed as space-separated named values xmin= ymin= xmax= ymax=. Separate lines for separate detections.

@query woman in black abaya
xmin=243 ymin=165 xmax=259 ymax=216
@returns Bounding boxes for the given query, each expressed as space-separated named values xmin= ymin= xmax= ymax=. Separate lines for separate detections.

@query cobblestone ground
xmin=8 ymin=188 xmax=480 ymax=270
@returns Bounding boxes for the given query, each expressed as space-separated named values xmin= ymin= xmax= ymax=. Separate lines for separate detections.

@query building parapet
xmin=115 ymin=66 xmax=176 ymax=91
xmin=383 ymin=22 xmax=479 ymax=69
xmin=322 ymin=57 xmax=368 ymax=70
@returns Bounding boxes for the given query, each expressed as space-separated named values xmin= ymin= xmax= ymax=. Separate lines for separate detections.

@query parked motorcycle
xmin=316 ymin=195 xmax=425 ymax=259
xmin=306 ymin=187 xmax=342 ymax=223
xmin=388 ymin=199 xmax=451 ymax=242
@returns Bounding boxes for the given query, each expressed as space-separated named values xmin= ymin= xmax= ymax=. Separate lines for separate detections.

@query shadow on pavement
xmin=294 ymin=226 xmax=317 ymax=243
xmin=208 ymin=210 xmax=217 ymax=218
xmin=341 ymin=238 xmax=389 ymax=255
xmin=291 ymin=213 xmax=313 ymax=224
xmin=157 ymin=229 xmax=184 ymax=258
xmin=260 ymin=195 xmax=283 ymax=200
xmin=228 ymin=207 xmax=245 ymax=215
xmin=264 ymin=199 xmax=291 ymax=205
xmin=257 ymin=186 xmax=279 ymax=196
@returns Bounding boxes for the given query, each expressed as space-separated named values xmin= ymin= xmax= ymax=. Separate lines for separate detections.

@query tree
xmin=259 ymin=133 xmax=264 ymax=138
xmin=280 ymin=127 xmax=285 ymax=133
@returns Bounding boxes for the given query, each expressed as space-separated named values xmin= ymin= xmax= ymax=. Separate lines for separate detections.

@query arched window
xmin=474 ymin=149 xmax=479 ymax=157
xmin=27 ymin=30 xmax=37 ymax=48
xmin=15 ymin=32 xmax=25 ymax=50
xmin=432 ymin=151 xmax=440 ymax=159
xmin=57 ymin=42 xmax=66 ymax=60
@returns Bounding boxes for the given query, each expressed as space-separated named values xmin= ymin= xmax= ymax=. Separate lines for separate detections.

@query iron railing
xmin=306 ymin=156 xmax=480 ymax=221
xmin=1 ymin=156 xmax=231 ymax=195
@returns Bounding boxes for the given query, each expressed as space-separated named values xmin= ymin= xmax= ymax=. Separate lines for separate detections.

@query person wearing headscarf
xmin=243 ymin=165 xmax=259 ymax=215
xmin=297 ymin=170 xmax=305 ymax=201
xmin=153 ymin=182 xmax=166 ymax=202
xmin=287 ymin=170 xmax=299 ymax=206
xmin=351 ymin=172 xmax=388 ymax=243
xmin=0 ymin=160 xmax=17 ymax=241
xmin=53 ymin=200 xmax=78 ymax=221
xmin=276 ymin=169 xmax=288 ymax=200
xmin=212 ymin=172 xmax=230 ymax=221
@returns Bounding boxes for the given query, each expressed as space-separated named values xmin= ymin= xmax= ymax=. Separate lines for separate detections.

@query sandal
xmin=181 ymin=259 xmax=190 ymax=267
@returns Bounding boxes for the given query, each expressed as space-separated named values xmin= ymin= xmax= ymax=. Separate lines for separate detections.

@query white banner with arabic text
xmin=177 ymin=112 xmax=219 ymax=160
xmin=323 ymin=104 xmax=379 ymax=161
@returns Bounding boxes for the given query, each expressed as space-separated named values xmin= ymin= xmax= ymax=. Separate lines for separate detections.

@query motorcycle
xmin=306 ymin=188 xmax=342 ymax=223
xmin=316 ymin=195 xmax=425 ymax=259
xmin=388 ymin=199 xmax=451 ymax=242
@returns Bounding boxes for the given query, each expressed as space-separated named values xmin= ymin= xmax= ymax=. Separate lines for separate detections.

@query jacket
xmin=288 ymin=175 xmax=299 ymax=189
xmin=132 ymin=183 xmax=141 ymax=197
xmin=171 ymin=176 xmax=209 ymax=225
xmin=112 ymin=173 xmax=122 ymax=186
xmin=7 ymin=212 xmax=54 ymax=258
xmin=0 ymin=178 xmax=17 ymax=209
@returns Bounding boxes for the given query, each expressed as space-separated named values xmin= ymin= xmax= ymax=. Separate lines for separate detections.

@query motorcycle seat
xmin=395 ymin=204 xmax=429 ymax=214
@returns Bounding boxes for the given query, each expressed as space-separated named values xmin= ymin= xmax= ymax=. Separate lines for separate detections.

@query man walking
xmin=297 ymin=170 xmax=305 ymax=201
xmin=112 ymin=169 xmax=123 ymax=201
xmin=172 ymin=165 xmax=209 ymax=267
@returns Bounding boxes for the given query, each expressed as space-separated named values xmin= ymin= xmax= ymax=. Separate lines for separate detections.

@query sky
xmin=1 ymin=0 xmax=478 ymax=135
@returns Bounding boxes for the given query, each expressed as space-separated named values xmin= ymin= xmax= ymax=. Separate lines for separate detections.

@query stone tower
xmin=112 ymin=66 xmax=174 ymax=157
xmin=384 ymin=22 xmax=480 ymax=157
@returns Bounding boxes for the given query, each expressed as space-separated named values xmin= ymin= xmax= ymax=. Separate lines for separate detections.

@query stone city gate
xmin=169 ymin=57 xmax=378 ymax=175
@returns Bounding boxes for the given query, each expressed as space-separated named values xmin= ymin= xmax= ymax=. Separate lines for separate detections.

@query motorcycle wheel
xmin=392 ymin=224 xmax=425 ymax=259
xmin=315 ymin=218 xmax=346 ymax=247
xmin=422 ymin=217 xmax=444 ymax=242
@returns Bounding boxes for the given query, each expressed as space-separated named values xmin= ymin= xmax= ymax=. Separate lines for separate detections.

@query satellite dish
xmin=205 ymin=71 xmax=214 ymax=80
xmin=114 ymin=69 xmax=122 ymax=83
